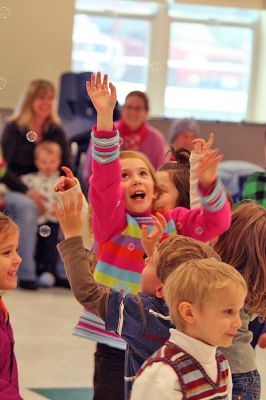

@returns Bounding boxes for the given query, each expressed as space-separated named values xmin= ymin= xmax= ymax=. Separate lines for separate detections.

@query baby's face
xmin=35 ymin=151 xmax=61 ymax=176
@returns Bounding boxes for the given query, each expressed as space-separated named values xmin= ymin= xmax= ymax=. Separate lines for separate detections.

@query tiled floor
xmin=4 ymin=287 xmax=266 ymax=400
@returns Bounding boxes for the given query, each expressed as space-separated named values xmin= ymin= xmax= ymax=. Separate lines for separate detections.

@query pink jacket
xmin=89 ymin=128 xmax=231 ymax=244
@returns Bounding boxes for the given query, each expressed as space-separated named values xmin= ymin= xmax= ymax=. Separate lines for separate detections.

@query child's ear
xmin=178 ymin=302 xmax=196 ymax=324
xmin=155 ymin=284 xmax=164 ymax=299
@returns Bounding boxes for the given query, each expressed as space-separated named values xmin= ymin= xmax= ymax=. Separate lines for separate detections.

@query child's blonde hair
xmin=164 ymin=258 xmax=247 ymax=329
xmin=0 ymin=212 xmax=18 ymax=244
xmin=11 ymin=79 xmax=60 ymax=131
xmin=215 ymin=201 xmax=266 ymax=318
xmin=34 ymin=140 xmax=62 ymax=160
xmin=156 ymin=235 xmax=221 ymax=284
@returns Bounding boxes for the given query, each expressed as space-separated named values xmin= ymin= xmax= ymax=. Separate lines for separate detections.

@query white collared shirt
xmin=131 ymin=329 xmax=232 ymax=400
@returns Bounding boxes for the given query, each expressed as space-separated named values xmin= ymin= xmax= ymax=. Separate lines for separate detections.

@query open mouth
xmin=130 ymin=191 xmax=145 ymax=200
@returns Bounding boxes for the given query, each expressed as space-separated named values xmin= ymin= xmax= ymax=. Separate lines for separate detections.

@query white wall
xmin=0 ymin=0 xmax=75 ymax=109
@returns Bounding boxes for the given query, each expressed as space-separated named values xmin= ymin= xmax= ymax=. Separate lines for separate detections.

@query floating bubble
xmin=39 ymin=225 xmax=51 ymax=238
xmin=0 ymin=6 xmax=11 ymax=19
xmin=150 ymin=61 xmax=161 ymax=72
xmin=26 ymin=131 xmax=38 ymax=142
xmin=128 ymin=242 xmax=135 ymax=251
xmin=0 ymin=76 xmax=7 ymax=90
xmin=116 ymin=200 xmax=121 ymax=208
xmin=86 ymin=107 xmax=94 ymax=117
xmin=195 ymin=226 xmax=204 ymax=236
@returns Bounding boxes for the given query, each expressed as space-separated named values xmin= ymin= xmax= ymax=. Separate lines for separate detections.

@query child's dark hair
xmin=214 ymin=201 xmax=266 ymax=319
xmin=0 ymin=212 xmax=18 ymax=243
xmin=158 ymin=147 xmax=190 ymax=208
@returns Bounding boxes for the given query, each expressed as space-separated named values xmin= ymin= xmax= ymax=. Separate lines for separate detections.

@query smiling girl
xmin=55 ymin=72 xmax=231 ymax=400
xmin=0 ymin=212 xmax=22 ymax=399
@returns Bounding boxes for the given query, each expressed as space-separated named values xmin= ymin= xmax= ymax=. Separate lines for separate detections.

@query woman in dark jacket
xmin=1 ymin=79 xmax=72 ymax=289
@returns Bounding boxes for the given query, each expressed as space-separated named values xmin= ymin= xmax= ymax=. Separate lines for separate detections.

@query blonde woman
xmin=1 ymin=79 xmax=71 ymax=289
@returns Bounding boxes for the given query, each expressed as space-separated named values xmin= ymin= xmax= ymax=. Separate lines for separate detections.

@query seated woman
xmin=82 ymin=90 xmax=167 ymax=190
xmin=1 ymin=79 xmax=72 ymax=289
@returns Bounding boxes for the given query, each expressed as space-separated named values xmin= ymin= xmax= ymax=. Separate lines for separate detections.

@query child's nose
xmin=233 ymin=313 xmax=242 ymax=330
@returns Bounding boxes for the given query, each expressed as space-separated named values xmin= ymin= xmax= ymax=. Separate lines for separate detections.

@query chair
xmin=218 ymin=160 xmax=264 ymax=203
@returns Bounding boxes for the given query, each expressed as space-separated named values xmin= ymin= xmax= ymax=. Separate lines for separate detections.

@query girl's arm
xmin=190 ymin=133 xmax=214 ymax=209
xmin=87 ymin=72 xmax=127 ymax=242
xmin=169 ymin=147 xmax=231 ymax=242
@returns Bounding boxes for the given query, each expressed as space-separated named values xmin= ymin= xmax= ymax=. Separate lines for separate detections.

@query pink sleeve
xmin=89 ymin=127 xmax=127 ymax=243
xmin=168 ymin=180 xmax=231 ymax=242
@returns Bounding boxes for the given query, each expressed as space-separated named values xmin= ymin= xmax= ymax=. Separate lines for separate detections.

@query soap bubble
xmin=128 ymin=242 xmax=135 ymax=251
xmin=39 ymin=225 xmax=51 ymax=238
xmin=26 ymin=131 xmax=38 ymax=142
xmin=0 ymin=6 xmax=11 ymax=19
xmin=0 ymin=76 xmax=7 ymax=90
xmin=150 ymin=62 xmax=161 ymax=72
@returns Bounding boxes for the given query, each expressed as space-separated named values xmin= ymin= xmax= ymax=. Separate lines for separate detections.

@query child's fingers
xmin=96 ymin=71 xmax=102 ymax=88
xmin=155 ymin=212 xmax=167 ymax=230
xmin=141 ymin=224 xmax=149 ymax=240
xmin=206 ymin=132 xmax=214 ymax=149
xmin=61 ymin=166 xmax=74 ymax=180
xmin=103 ymin=73 xmax=108 ymax=89
xmin=59 ymin=191 xmax=69 ymax=212
xmin=76 ymin=191 xmax=83 ymax=213
xmin=109 ymin=82 xmax=117 ymax=98
xmin=54 ymin=201 xmax=62 ymax=219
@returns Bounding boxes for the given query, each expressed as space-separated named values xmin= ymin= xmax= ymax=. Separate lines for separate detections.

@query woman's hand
xmin=54 ymin=166 xmax=76 ymax=192
xmin=198 ymin=148 xmax=223 ymax=191
xmin=54 ymin=190 xmax=83 ymax=239
xmin=86 ymin=72 xmax=116 ymax=131
xmin=141 ymin=212 xmax=167 ymax=257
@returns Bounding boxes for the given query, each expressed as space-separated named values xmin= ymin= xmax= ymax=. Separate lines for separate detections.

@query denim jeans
xmin=232 ymin=370 xmax=261 ymax=400
xmin=4 ymin=191 xmax=39 ymax=281
xmin=4 ymin=191 xmax=68 ymax=281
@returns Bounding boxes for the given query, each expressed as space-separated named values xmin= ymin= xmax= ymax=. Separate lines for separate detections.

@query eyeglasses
xmin=124 ymin=105 xmax=146 ymax=112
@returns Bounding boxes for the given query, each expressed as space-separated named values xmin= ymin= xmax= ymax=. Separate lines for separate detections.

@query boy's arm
xmin=57 ymin=236 xmax=109 ymax=320
xmin=131 ymin=363 xmax=182 ymax=400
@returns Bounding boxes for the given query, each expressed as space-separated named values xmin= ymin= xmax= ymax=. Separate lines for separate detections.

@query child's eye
xmin=121 ymin=172 xmax=129 ymax=181
xmin=224 ymin=309 xmax=233 ymax=315
xmin=140 ymin=170 xmax=148 ymax=177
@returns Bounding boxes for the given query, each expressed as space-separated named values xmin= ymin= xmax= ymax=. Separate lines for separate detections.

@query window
xmin=72 ymin=0 xmax=155 ymax=103
xmin=165 ymin=4 xmax=257 ymax=121
xmin=72 ymin=1 xmax=259 ymax=121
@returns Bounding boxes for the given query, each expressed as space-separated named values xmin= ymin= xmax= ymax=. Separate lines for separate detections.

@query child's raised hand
xmin=141 ymin=212 xmax=167 ymax=257
xmin=258 ymin=332 xmax=266 ymax=349
xmin=192 ymin=132 xmax=214 ymax=155
xmin=86 ymin=72 xmax=117 ymax=114
xmin=54 ymin=190 xmax=83 ymax=239
xmin=198 ymin=148 xmax=223 ymax=191
xmin=54 ymin=166 xmax=76 ymax=192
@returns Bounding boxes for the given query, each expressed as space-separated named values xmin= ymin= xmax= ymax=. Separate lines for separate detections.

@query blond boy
xmin=131 ymin=259 xmax=247 ymax=400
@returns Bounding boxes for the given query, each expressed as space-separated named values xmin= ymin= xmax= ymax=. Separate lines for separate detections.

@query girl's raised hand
xmin=141 ymin=212 xmax=167 ymax=257
xmin=54 ymin=190 xmax=83 ymax=239
xmin=86 ymin=72 xmax=117 ymax=114
xmin=192 ymin=132 xmax=214 ymax=155
xmin=54 ymin=166 xmax=76 ymax=192
xmin=198 ymin=148 xmax=223 ymax=191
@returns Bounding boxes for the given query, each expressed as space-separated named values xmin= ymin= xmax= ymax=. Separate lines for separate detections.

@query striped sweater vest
xmin=73 ymin=214 xmax=177 ymax=348
xmin=136 ymin=342 xmax=229 ymax=399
